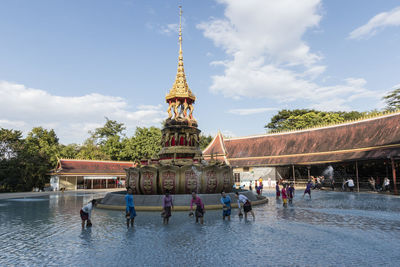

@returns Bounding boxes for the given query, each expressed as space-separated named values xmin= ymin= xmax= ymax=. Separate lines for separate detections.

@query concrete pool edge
xmin=97 ymin=197 xmax=268 ymax=211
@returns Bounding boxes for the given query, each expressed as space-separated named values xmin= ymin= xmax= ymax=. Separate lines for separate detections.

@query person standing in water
xmin=303 ymin=180 xmax=312 ymax=199
xmin=281 ymin=184 xmax=288 ymax=207
xmin=288 ymin=183 xmax=295 ymax=204
xmin=162 ymin=189 xmax=173 ymax=225
xmin=125 ymin=188 xmax=136 ymax=228
xmin=220 ymin=191 xmax=232 ymax=221
xmin=235 ymin=192 xmax=255 ymax=220
xmin=80 ymin=199 xmax=97 ymax=229
xmin=276 ymin=182 xmax=281 ymax=199
xmin=190 ymin=192 xmax=205 ymax=224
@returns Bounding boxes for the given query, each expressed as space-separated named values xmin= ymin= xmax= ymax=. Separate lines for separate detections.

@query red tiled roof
xmin=54 ymin=159 xmax=134 ymax=175
xmin=203 ymin=113 xmax=400 ymax=167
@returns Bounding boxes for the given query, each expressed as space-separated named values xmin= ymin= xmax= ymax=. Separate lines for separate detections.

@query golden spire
xmin=166 ymin=5 xmax=196 ymax=103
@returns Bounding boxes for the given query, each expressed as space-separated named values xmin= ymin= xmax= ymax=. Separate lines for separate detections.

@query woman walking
xmin=162 ymin=190 xmax=173 ymax=224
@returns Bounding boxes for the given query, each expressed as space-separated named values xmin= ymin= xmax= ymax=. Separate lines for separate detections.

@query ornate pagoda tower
xmin=125 ymin=7 xmax=233 ymax=195
xmin=158 ymin=6 xmax=202 ymax=166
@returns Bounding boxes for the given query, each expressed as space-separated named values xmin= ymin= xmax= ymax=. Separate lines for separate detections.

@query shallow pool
xmin=1 ymin=190 xmax=399 ymax=266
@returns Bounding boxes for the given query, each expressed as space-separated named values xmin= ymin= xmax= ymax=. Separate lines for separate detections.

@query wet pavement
xmin=1 ymin=190 xmax=399 ymax=266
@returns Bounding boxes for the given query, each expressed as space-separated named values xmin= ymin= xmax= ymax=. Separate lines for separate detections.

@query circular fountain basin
xmin=98 ymin=190 xmax=268 ymax=211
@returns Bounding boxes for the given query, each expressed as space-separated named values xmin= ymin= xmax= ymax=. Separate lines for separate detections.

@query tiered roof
xmin=203 ymin=112 xmax=400 ymax=167
xmin=53 ymin=159 xmax=134 ymax=176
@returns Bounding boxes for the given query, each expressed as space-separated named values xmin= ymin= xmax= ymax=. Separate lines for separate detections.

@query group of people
xmin=368 ymin=177 xmax=391 ymax=192
xmin=80 ymin=189 xmax=257 ymax=229
xmin=275 ymin=182 xmax=296 ymax=205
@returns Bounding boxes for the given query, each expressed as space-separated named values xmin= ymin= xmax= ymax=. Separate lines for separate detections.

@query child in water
xmin=281 ymin=184 xmax=288 ymax=206
xmin=288 ymin=183 xmax=295 ymax=204
xmin=276 ymin=183 xmax=281 ymax=199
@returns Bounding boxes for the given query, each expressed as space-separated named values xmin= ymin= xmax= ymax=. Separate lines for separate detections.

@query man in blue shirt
xmin=220 ymin=191 xmax=232 ymax=221
xmin=125 ymin=188 xmax=136 ymax=228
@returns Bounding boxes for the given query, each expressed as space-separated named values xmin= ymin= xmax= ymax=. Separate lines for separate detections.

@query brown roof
xmin=203 ymin=112 xmax=400 ymax=167
xmin=54 ymin=159 xmax=134 ymax=175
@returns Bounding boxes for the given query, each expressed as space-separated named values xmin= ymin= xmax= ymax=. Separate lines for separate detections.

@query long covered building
xmin=203 ymin=112 xmax=400 ymax=192
xmin=50 ymin=159 xmax=134 ymax=190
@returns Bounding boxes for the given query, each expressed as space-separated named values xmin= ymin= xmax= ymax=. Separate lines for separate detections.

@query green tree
xmin=199 ymin=134 xmax=213 ymax=150
xmin=265 ymin=109 xmax=315 ymax=130
xmin=383 ymin=87 xmax=400 ymax=111
xmin=76 ymin=138 xmax=110 ymax=160
xmin=59 ymin=143 xmax=80 ymax=159
xmin=0 ymin=129 xmax=25 ymax=192
xmin=120 ymin=127 xmax=162 ymax=161
xmin=279 ymin=112 xmax=345 ymax=130
xmin=91 ymin=117 xmax=126 ymax=145
xmin=265 ymin=109 xmax=375 ymax=131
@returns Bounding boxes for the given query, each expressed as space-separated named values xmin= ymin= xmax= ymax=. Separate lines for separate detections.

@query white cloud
xmin=160 ymin=23 xmax=179 ymax=35
xmin=0 ymin=81 xmax=164 ymax=144
xmin=228 ymin=107 xmax=277 ymax=115
xmin=349 ymin=6 xmax=400 ymax=39
xmin=197 ymin=0 xmax=380 ymax=110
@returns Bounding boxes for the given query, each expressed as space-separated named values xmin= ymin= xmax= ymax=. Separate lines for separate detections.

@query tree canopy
xmin=265 ymin=109 xmax=379 ymax=131
xmin=383 ymin=87 xmax=400 ymax=111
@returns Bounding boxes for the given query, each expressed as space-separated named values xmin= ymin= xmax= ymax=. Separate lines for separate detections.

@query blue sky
xmin=1 ymin=0 xmax=399 ymax=144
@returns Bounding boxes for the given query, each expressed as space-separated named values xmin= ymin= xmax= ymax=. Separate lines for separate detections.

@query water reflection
xmin=0 ymin=190 xmax=400 ymax=266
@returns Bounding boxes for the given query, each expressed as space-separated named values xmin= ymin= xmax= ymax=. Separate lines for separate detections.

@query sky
xmin=1 ymin=0 xmax=400 ymax=144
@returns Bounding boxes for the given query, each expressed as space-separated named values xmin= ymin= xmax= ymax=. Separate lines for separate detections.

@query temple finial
xmin=179 ymin=5 xmax=182 ymax=52
xmin=165 ymin=4 xmax=196 ymax=103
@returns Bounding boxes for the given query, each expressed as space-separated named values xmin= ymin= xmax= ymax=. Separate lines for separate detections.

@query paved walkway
xmin=0 ymin=188 xmax=123 ymax=200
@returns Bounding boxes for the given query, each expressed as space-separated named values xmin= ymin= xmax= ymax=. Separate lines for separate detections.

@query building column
xmin=356 ymin=161 xmax=360 ymax=192
xmin=292 ymin=164 xmax=296 ymax=184
xmin=106 ymin=179 xmax=108 ymax=189
xmin=75 ymin=176 xmax=77 ymax=190
xmin=391 ymin=157 xmax=398 ymax=194
xmin=91 ymin=179 xmax=94 ymax=190
xmin=307 ymin=166 xmax=311 ymax=180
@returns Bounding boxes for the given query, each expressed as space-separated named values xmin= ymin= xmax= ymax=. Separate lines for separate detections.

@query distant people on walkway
xmin=235 ymin=192 xmax=255 ymax=220
xmin=249 ymin=181 xmax=252 ymax=191
xmin=125 ymin=188 xmax=136 ymax=228
xmin=288 ymin=183 xmax=295 ymax=204
xmin=259 ymin=179 xmax=263 ymax=194
xmin=256 ymin=183 xmax=261 ymax=196
xmin=162 ymin=190 xmax=173 ymax=225
xmin=268 ymin=178 xmax=272 ymax=188
xmin=368 ymin=177 xmax=376 ymax=191
xmin=344 ymin=178 xmax=355 ymax=192
xmin=220 ymin=191 xmax=232 ymax=221
xmin=276 ymin=182 xmax=281 ymax=199
xmin=331 ymin=178 xmax=335 ymax=191
xmin=80 ymin=199 xmax=97 ymax=229
xmin=303 ymin=180 xmax=312 ymax=199
xmin=383 ymin=177 xmax=390 ymax=192
xmin=190 ymin=192 xmax=205 ymax=224
xmin=376 ymin=177 xmax=382 ymax=191
xmin=281 ymin=184 xmax=288 ymax=207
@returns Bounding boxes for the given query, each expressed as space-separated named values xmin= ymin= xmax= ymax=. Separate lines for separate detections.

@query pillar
xmin=91 ymin=179 xmax=93 ymax=189
xmin=307 ymin=166 xmax=311 ymax=180
xmin=356 ymin=161 xmax=359 ymax=192
xmin=106 ymin=178 xmax=108 ymax=189
xmin=75 ymin=176 xmax=77 ymax=190
xmin=292 ymin=164 xmax=295 ymax=184
xmin=391 ymin=157 xmax=398 ymax=194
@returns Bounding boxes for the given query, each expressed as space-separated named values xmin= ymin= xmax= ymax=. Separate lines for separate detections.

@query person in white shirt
xmin=344 ymin=178 xmax=355 ymax=192
xmin=80 ymin=199 xmax=97 ymax=229
xmin=235 ymin=192 xmax=255 ymax=220
xmin=383 ymin=177 xmax=390 ymax=191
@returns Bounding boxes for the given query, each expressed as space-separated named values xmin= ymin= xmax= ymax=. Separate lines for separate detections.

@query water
xmin=1 ymin=190 xmax=400 ymax=266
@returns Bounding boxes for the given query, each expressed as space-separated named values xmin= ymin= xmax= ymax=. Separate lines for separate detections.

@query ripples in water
xmin=0 ymin=190 xmax=399 ymax=266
